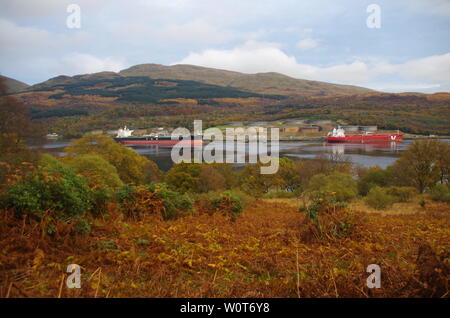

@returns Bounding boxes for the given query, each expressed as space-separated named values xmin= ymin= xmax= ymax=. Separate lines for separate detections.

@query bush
xmin=429 ymin=184 xmax=450 ymax=203
xmin=224 ymin=189 xmax=254 ymax=209
xmin=65 ymin=154 xmax=123 ymax=189
xmin=116 ymin=185 xmax=164 ymax=220
xmin=385 ymin=186 xmax=418 ymax=203
xmin=65 ymin=134 xmax=161 ymax=185
xmin=149 ymin=183 xmax=193 ymax=220
xmin=307 ymin=172 xmax=357 ymax=202
xmin=117 ymin=183 xmax=193 ymax=220
xmin=264 ymin=190 xmax=298 ymax=199
xmin=357 ymin=167 xmax=392 ymax=196
xmin=299 ymin=191 xmax=348 ymax=222
xmin=209 ymin=191 xmax=243 ymax=221
xmin=365 ymin=186 xmax=396 ymax=210
xmin=300 ymin=185 xmax=366 ymax=243
xmin=0 ymin=159 xmax=97 ymax=234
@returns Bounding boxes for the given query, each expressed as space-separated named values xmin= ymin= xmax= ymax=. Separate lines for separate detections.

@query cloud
xmin=297 ymin=38 xmax=318 ymax=50
xmin=0 ymin=0 xmax=109 ymax=19
xmin=0 ymin=18 xmax=90 ymax=56
xmin=401 ymin=0 xmax=450 ymax=17
xmin=0 ymin=19 xmax=125 ymax=83
xmin=150 ymin=20 xmax=236 ymax=45
xmin=176 ymin=41 xmax=370 ymax=83
xmin=176 ymin=41 xmax=450 ymax=93
xmin=368 ymin=83 xmax=442 ymax=93
xmin=51 ymin=53 xmax=126 ymax=75
xmin=0 ymin=0 xmax=448 ymax=93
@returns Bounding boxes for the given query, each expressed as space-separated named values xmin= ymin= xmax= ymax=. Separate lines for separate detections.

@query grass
xmin=263 ymin=196 xmax=436 ymax=215
xmin=0 ymin=199 xmax=448 ymax=298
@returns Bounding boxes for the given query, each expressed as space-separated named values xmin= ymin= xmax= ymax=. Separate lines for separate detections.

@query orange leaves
xmin=120 ymin=186 xmax=164 ymax=221
xmin=1 ymin=197 xmax=449 ymax=297
xmin=31 ymin=249 xmax=45 ymax=270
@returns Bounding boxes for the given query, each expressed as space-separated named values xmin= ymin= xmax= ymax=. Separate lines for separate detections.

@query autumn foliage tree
xmin=0 ymin=78 xmax=42 ymax=182
xmin=390 ymin=139 xmax=450 ymax=193
xmin=64 ymin=154 xmax=123 ymax=189
xmin=65 ymin=134 xmax=161 ymax=184
xmin=0 ymin=77 xmax=36 ymax=138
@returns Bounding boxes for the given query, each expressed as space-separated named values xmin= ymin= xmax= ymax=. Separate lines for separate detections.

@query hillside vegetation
xmin=119 ymin=64 xmax=373 ymax=97
xmin=0 ymin=75 xmax=29 ymax=94
xmin=0 ymin=90 xmax=449 ymax=298
xmin=4 ymin=65 xmax=450 ymax=136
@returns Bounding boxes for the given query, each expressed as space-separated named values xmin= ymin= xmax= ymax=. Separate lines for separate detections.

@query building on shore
xmin=359 ymin=126 xmax=378 ymax=132
xmin=340 ymin=125 xmax=359 ymax=132
xmin=247 ymin=121 xmax=268 ymax=126
xmin=106 ymin=130 xmax=118 ymax=135
xmin=88 ymin=130 xmax=103 ymax=135
xmin=283 ymin=119 xmax=307 ymax=125
xmin=300 ymin=125 xmax=320 ymax=133
xmin=308 ymin=119 xmax=332 ymax=125
xmin=280 ymin=126 xmax=300 ymax=133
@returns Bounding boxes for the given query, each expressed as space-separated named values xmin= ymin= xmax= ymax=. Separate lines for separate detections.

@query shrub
xmin=264 ymin=190 xmax=298 ymax=199
xmin=299 ymin=191 xmax=348 ymax=222
xmin=357 ymin=167 xmax=392 ymax=196
xmin=429 ymin=184 xmax=450 ymax=203
xmin=222 ymin=189 xmax=254 ymax=209
xmin=164 ymin=163 xmax=201 ymax=193
xmin=299 ymin=202 xmax=363 ymax=243
xmin=65 ymin=134 xmax=161 ymax=184
xmin=209 ymin=191 xmax=243 ymax=221
xmin=307 ymin=172 xmax=357 ymax=202
xmin=117 ymin=183 xmax=193 ymax=221
xmin=149 ymin=183 xmax=193 ymax=220
xmin=65 ymin=154 xmax=123 ymax=189
xmin=0 ymin=159 xmax=97 ymax=234
xmin=116 ymin=184 xmax=164 ymax=220
xmin=165 ymin=163 xmax=234 ymax=194
xmin=365 ymin=186 xmax=396 ymax=210
xmin=385 ymin=186 xmax=418 ymax=203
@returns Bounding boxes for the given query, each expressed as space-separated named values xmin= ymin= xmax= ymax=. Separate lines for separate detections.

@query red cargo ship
xmin=326 ymin=127 xmax=403 ymax=143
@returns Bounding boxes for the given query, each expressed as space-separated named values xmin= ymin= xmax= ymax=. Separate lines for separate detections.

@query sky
xmin=1 ymin=0 xmax=450 ymax=93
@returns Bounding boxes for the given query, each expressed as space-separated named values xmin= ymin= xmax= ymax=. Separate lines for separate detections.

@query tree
xmin=0 ymin=78 xmax=42 ymax=180
xmin=435 ymin=141 xmax=450 ymax=185
xmin=365 ymin=186 xmax=396 ymax=210
xmin=291 ymin=155 xmax=352 ymax=194
xmin=198 ymin=164 xmax=226 ymax=193
xmin=239 ymin=163 xmax=278 ymax=196
xmin=65 ymin=134 xmax=161 ymax=184
xmin=64 ymin=154 xmax=123 ymax=189
xmin=0 ymin=134 xmax=40 ymax=183
xmin=357 ymin=166 xmax=392 ymax=195
xmin=390 ymin=140 xmax=449 ymax=193
xmin=164 ymin=163 xmax=201 ymax=193
xmin=277 ymin=157 xmax=300 ymax=192
xmin=307 ymin=172 xmax=357 ymax=202
xmin=0 ymin=77 xmax=41 ymax=139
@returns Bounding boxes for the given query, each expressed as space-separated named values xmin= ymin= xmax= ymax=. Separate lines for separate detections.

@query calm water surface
xmin=37 ymin=139 xmax=450 ymax=171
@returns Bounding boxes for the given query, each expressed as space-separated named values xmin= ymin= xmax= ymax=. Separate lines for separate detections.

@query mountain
xmin=0 ymin=75 xmax=29 ymax=93
xmin=24 ymin=72 xmax=285 ymax=107
xmin=8 ymin=64 xmax=449 ymax=137
xmin=119 ymin=64 xmax=374 ymax=97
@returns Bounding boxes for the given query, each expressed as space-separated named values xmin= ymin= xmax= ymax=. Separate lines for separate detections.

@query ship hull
xmin=114 ymin=136 xmax=203 ymax=146
xmin=326 ymin=134 xmax=403 ymax=143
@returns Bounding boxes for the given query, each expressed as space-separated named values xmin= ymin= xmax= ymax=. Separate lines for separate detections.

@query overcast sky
xmin=1 ymin=0 xmax=450 ymax=93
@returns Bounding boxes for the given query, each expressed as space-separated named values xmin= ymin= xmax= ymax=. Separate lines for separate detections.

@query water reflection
xmin=33 ymin=138 xmax=449 ymax=171
xmin=325 ymin=141 xmax=401 ymax=156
